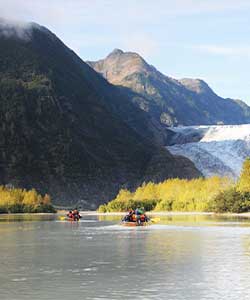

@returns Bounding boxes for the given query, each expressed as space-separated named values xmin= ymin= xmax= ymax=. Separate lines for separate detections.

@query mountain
xmin=0 ymin=20 xmax=201 ymax=208
xmin=88 ymin=49 xmax=250 ymax=126
xmin=167 ymin=125 xmax=250 ymax=178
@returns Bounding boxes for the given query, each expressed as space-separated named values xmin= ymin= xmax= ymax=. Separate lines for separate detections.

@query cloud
xmin=192 ymin=45 xmax=250 ymax=57
xmin=1 ymin=0 xmax=250 ymax=27
xmin=0 ymin=18 xmax=34 ymax=40
xmin=1 ymin=0 xmax=250 ymax=55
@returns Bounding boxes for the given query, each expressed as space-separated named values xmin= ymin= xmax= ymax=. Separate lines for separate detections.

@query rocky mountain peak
xmin=88 ymin=49 xmax=150 ymax=85
xmin=179 ymin=78 xmax=215 ymax=95
xmin=105 ymin=49 xmax=148 ymax=69
xmin=88 ymin=50 xmax=250 ymax=126
xmin=107 ymin=48 xmax=124 ymax=57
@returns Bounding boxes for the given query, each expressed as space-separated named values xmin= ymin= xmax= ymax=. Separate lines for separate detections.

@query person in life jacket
xmin=135 ymin=207 xmax=145 ymax=224
xmin=131 ymin=213 xmax=137 ymax=222
xmin=128 ymin=209 xmax=135 ymax=221
xmin=72 ymin=208 xmax=82 ymax=221
xmin=67 ymin=210 xmax=74 ymax=219
xmin=122 ymin=209 xmax=134 ymax=222
xmin=140 ymin=214 xmax=146 ymax=222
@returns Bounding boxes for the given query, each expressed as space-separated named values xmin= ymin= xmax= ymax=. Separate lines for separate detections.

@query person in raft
xmin=123 ymin=208 xmax=149 ymax=224
xmin=135 ymin=207 xmax=144 ymax=224
xmin=67 ymin=210 xmax=74 ymax=219
xmin=67 ymin=209 xmax=82 ymax=221
xmin=72 ymin=208 xmax=82 ymax=221
xmin=122 ymin=209 xmax=134 ymax=222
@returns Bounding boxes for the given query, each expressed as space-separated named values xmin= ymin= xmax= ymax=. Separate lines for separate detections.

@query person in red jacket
xmin=67 ymin=210 xmax=74 ymax=219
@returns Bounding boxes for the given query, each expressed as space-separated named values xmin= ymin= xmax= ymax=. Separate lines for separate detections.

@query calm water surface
xmin=1 ymin=214 xmax=250 ymax=300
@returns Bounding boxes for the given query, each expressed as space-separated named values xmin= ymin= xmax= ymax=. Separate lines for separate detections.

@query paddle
xmin=150 ymin=217 xmax=160 ymax=223
xmin=59 ymin=216 xmax=66 ymax=221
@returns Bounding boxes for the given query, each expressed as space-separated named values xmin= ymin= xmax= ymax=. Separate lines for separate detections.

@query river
xmin=1 ymin=213 xmax=250 ymax=300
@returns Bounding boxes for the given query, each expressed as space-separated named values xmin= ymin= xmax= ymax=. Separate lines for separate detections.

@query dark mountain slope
xmin=0 ymin=21 xmax=200 ymax=208
xmin=88 ymin=49 xmax=250 ymax=126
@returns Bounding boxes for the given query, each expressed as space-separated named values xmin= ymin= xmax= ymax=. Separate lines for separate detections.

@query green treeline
xmin=99 ymin=158 xmax=250 ymax=214
xmin=0 ymin=186 xmax=56 ymax=213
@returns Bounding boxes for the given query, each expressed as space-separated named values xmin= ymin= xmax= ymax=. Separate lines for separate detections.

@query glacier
xmin=167 ymin=124 xmax=250 ymax=178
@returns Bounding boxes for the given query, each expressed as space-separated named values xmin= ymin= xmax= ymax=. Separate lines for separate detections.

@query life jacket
xmin=132 ymin=214 xmax=137 ymax=222
xmin=140 ymin=214 xmax=146 ymax=222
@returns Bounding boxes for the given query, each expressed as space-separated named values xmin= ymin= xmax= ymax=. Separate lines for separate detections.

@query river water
xmin=1 ymin=214 xmax=250 ymax=300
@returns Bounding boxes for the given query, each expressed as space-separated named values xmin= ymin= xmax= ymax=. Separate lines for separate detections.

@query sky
xmin=1 ymin=0 xmax=250 ymax=103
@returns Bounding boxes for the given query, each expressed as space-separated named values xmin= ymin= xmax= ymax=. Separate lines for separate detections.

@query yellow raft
xmin=121 ymin=221 xmax=149 ymax=227
xmin=121 ymin=217 xmax=160 ymax=227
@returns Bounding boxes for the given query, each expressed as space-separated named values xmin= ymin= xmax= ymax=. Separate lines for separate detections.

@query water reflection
xmin=98 ymin=213 xmax=250 ymax=227
xmin=0 ymin=214 xmax=56 ymax=223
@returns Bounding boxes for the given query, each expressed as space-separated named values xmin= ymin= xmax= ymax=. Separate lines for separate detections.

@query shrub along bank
xmin=98 ymin=158 xmax=250 ymax=214
xmin=0 ymin=186 xmax=56 ymax=213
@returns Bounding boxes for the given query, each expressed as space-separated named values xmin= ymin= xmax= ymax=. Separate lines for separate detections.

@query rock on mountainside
xmin=88 ymin=49 xmax=250 ymax=127
xmin=0 ymin=20 xmax=201 ymax=208
xmin=167 ymin=125 xmax=250 ymax=178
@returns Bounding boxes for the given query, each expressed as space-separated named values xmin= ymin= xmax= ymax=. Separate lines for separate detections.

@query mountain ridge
xmin=88 ymin=49 xmax=250 ymax=127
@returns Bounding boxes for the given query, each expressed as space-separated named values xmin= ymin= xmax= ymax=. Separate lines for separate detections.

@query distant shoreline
xmin=0 ymin=212 xmax=57 ymax=216
xmin=76 ymin=211 xmax=250 ymax=218
xmin=1 ymin=211 xmax=250 ymax=218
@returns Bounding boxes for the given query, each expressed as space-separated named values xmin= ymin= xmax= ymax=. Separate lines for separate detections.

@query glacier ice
xmin=167 ymin=124 xmax=250 ymax=178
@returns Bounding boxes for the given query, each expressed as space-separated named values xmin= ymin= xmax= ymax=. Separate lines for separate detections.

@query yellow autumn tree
xmin=133 ymin=182 xmax=159 ymax=201
xmin=0 ymin=186 xmax=55 ymax=213
xmin=237 ymin=158 xmax=250 ymax=193
xmin=22 ymin=189 xmax=39 ymax=207
xmin=114 ymin=189 xmax=133 ymax=202
xmin=99 ymin=176 xmax=233 ymax=212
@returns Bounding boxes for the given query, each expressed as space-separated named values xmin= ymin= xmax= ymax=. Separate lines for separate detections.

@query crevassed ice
xmin=167 ymin=124 xmax=250 ymax=178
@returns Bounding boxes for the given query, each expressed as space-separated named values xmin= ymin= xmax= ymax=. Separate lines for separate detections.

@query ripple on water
xmin=11 ymin=278 xmax=27 ymax=282
xmin=83 ymin=267 xmax=98 ymax=272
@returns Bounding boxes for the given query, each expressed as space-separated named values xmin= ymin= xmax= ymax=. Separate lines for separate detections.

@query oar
xmin=150 ymin=217 xmax=160 ymax=223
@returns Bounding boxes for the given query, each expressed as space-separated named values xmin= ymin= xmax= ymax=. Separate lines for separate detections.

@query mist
xmin=0 ymin=18 xmax=34 ymax=40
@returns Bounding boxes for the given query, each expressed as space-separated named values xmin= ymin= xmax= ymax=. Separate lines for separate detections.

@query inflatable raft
xmin=58 ymin=216 xmax=81 ymax=222
xmin=121 ymin=221 xmax=150 ymax=227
